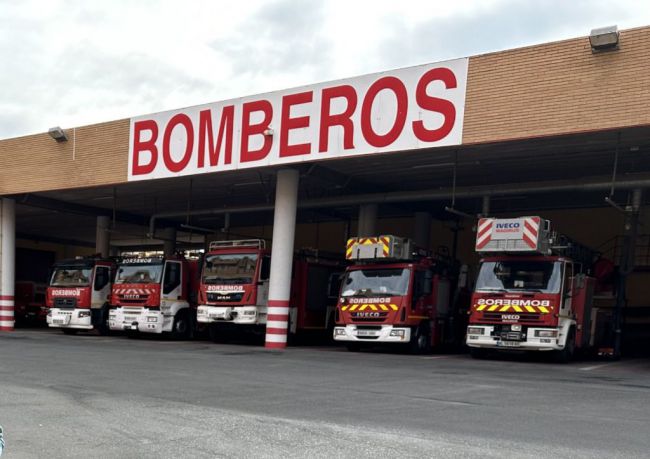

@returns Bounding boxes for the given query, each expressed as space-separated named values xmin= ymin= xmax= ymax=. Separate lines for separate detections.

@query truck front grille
xmin=54 ymin=298 xmax=76 ymax=308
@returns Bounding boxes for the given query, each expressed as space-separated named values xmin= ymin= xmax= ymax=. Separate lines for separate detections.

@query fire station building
xmin=1 ymin=25 xmax=650 ymax=350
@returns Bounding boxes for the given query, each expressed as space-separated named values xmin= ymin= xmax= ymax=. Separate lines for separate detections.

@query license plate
xmin=497 ymin=341 xmax=521 ymax=348
xmin=53 ymin=319 xmax=67 ymax=325
xmin=357 ymin=329 xmax=378 ymax=337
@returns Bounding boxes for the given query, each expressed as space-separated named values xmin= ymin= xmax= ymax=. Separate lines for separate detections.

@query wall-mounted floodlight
xmin=48 ymin=126 xmax=68 ymax=142
xmin=589 ymin=25 xmax=619 ymax=52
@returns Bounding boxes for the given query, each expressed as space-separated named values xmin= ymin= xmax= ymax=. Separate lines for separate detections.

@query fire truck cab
xmin=333 ymin=235 xmax=461 ymax=353
xmin=46 ymin=257 xmax=116 ymax=334
xmin=196 ymin=240 xmax=343 ymax=342
xmin=466 ymin=216 xmax=597 ymax=361
xmin=108 ymin=255 xmax=198 ymax=338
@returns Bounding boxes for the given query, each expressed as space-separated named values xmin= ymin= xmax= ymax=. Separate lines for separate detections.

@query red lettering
xmin=279 ymin=91 xmax=313 ymax=157
xmin=412 ymin=67 xmax=457 ymax=142
xmin=131 ymin=120 xmax=159 ymax=175
xmin=361 ymin=77 xmax=408 ymax=148
xmin=319 ymin=85 xmax=357 ymax=152
xmin=198 ymin=106 xmax=234 ymax=168
xmin=241 ymin=100 xmax=273 ymax=162
xmin=162 ymin=114 xmax=194 ymax=173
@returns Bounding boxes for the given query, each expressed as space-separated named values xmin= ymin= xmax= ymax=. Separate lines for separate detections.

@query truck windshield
xmin=340 ymin=268 xmax=410 ymax=297
xmin=475 ymin=260 xmax=562 ymax=294
xmin=50 ymin=267 xmax=92 ymax=287
xmin=202 ymin=253 xmax=258 ymax=285
xmin=115 ymin=265 xmax=163 ymax=284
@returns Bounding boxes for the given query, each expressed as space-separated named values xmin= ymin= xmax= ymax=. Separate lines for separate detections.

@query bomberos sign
xmin=128 ymin=58 xmax=468 ymax=181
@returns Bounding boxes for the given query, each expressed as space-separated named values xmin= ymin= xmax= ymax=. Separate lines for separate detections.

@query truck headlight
xmin=147 ymin=317 xmax=158 ymax=322
xmin=535 ymin=329 xmax=558 ymax=338
xmin=78 ymin=310 xmax=90 ymax=318
xmin=242 ymin=310 xmax=256 ymax=316
xmin=334 ymin=328 xmax=346 ymax=336
xmin=197 ymin=309 xmax=206 ymax=315
xmin=389 ymin=329 xmax=405 ymax=337
xmin=467 ymin=327 xmax=484 ymax=335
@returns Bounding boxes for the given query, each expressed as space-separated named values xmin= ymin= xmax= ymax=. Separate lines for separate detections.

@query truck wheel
xmin=171 ymin=310 xmax=191 ymax=340
xmin=97 ymin=306 xmax=110 ymax=336
xmin=62 ymin=329 xmax=78 ymax=335
xmin=469 ymin=347 xmax=489 ymax=359
xmin=555 ymin=327 xmax=576 ymax=363
xmin=409 ymin=323 xmax=432 ymax=355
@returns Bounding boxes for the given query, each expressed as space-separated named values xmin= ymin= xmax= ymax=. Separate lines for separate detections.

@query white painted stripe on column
xmin=0 ymin=310 xmax=14 ymax=317
xmin=265 ymin=333 xmax=288 ymax=343
xmin=267 ymin=306 xmax=290 ymax=315
xmin=0 ymin=320 xmax=14 ymax=327
xmin=266 ymin=320 xmax=288 ymax=329
xmin=0 ymin=300 xmax=14 ymax=306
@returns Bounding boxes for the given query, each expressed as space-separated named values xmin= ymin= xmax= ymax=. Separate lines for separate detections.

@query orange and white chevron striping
xmin=341 ymin=303 xmax=398 ymax=312
xmin=474 ymin=303 xmax=553 ymax=314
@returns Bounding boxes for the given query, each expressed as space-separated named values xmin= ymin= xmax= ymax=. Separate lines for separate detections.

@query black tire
xmin=469 ymin=347 xmax=489 ymax=359
xmin=96 ymin=306 xmax=110 ymax=336
xmin=346 ymin=343 xmax=361 ymax=352
xmin=170 ymin=309 xmax=191 ymax=340
xmin=62 ymin=329 xmax=78 ymax=335
xmin=555 ymin=327 xmax=576 ymax=363
xmin=409 ymin=323 xmax=432 ymax=355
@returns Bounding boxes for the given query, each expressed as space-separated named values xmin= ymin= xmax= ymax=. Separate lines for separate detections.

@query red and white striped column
xmin=265 ymin=169 xmax=299 ymax=349
xmin=0 ymin=198 xmax=15 ymax=331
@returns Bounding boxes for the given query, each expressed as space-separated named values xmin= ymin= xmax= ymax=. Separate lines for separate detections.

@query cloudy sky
xmin=2 ymin=0 xmax=649 ymax=139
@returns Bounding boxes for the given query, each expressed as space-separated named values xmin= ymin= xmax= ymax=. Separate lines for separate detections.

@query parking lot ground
xmin=1 ymin=329 xmax=649 ymax=458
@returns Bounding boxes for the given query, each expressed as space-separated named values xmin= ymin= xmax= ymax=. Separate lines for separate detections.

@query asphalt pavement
xmin=1 ymin=329 xmax=649 ymax=458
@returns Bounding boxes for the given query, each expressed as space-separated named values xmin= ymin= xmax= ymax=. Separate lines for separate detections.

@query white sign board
xmin=490 ymin=218 xmax=525 ymax=240
xmin=128 ymin=58 xmax=469 ymax=181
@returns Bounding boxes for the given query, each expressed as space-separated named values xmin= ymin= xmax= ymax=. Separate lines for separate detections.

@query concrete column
xmin=265 ymin=169 xmax=299 ymax=349
xmin=162 ymin=227 xmax=177 ymax=257
xmin=96 ymin=216 xmax=111 ymax=257
xmin=357 ymin=204 xmax=378 ymax=237
xmin=0 ymin=199 xmax=15 ymax=331
xmin=413 ymin=212 xmax=432 ymax=249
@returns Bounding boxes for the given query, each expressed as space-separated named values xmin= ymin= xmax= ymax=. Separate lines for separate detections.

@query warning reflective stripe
xmin=474 ymin=304 xmax=553 ymax=314
xmin=266 ymin=320 xmax=288 ymax=329
xmin=379 ymin=304 xmax=389 ymax=311
xmin=265 ymin=333 xmax=287 ymax=343
xmin=341 ymin=305 xmax=348 ymax=311
xmin=349 ymin=304 xmax=359 ymax=311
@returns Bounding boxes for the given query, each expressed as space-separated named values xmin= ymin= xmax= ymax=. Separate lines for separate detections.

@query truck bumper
xmin=108 ymin=307 xmax=167 ymax=333
xmin=196 ymin=305 xmax=260 ymax=325
xmin=333 ymin=325 xmax=411 ymax=343
xmin=466 ymin=325 xmax=563 ymax=351
xmin=47 ymin=308 xmax=93 ymax=330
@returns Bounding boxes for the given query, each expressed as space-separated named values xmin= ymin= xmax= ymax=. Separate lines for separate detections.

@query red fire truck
xmin=46 ymin=257 xmax=116 ymax=334
xmin=333 ymin=235 xmax=464 ymax=353
xmin=14 ymin=281 xmax=47 ymax=325
xmin=196 ymin=240 xmax=342 ymax=342
xmin=108 ymin=255 xmax=199 ymax=338
xmin=466 ymin=216 xmax=598 ymax=361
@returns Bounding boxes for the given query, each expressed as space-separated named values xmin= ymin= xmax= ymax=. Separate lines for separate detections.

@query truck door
xmin=91 ymin=265 xmax=111 ymax=309
xmin=256 ymin=255 xmax=270 ymax=307
xmin=162 ymin=261 xmax=183 ymax=302
xmin=561 ymin=261 xmax=573 ymax=315
xmin=412 ymin=269 xmax=433 ymax=317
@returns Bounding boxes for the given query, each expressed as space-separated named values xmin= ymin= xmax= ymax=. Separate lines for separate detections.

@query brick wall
xmin=1 ymin=27 xmax=650 ymax=195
